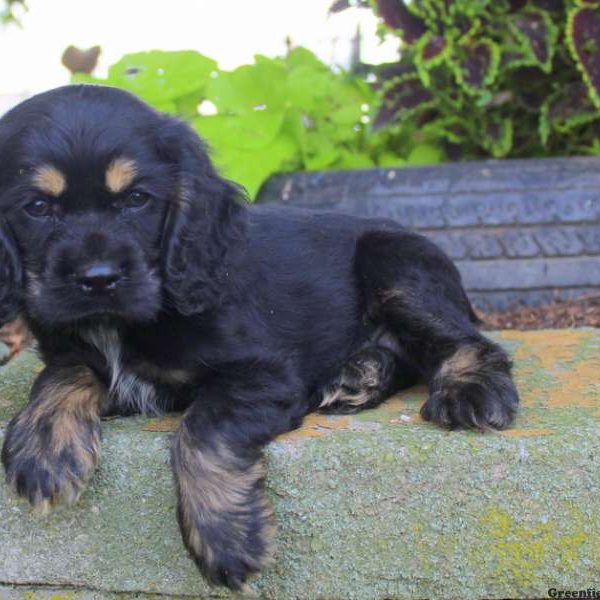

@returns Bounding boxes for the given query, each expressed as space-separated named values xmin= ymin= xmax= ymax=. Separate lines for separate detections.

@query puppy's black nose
xmin=76 ymin=263 xmax=121 ymax=294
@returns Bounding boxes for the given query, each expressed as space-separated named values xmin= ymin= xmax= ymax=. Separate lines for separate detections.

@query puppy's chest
xmin=81 ymin=327 xmax=193 ymax=415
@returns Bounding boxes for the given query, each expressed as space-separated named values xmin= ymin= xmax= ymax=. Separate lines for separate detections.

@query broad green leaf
xmin=285 ymin=47 xmax=328 ymax=71
xmin=210 ymin=133 xmax=299 ymax=199
xmin=377 ymin=152 xmax=407 ymax=167
xmin=105 ymin=51 xmax=217 ymax=106
xmin=285 ymin=66 xmax=334 ymax=111
xmin=194 ymin=109 xmax=285 ymax=151
xmin=406 ymin=142 xmax=445 ymax=165
xmin=281 ymin=109 xmax=309 ymax=156
xmin=206 ymin=60 xmax=287 ymax=114
xmin=333 ymin=151 xmax=375 ymax=169
xmin=303 ymin=131 xmax=340 ymax=170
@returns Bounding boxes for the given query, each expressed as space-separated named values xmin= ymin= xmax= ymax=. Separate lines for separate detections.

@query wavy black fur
xmin=0 ymin=85 xmax=519 ymax=590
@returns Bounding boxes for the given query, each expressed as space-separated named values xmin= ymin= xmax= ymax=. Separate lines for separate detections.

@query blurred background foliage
xmin=0 ymin=0 xmax=25 ymax=24
xmin=74 ymin=48 xmax=437 ymax=197
xmin=8 ymin=0 xmax=597 ymax=198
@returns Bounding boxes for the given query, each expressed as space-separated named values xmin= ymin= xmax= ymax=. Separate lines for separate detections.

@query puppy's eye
xmin=24 ymin=199 xmax=51 ymax=218
xmin=124 ymin=191 xmax=150 ymax=209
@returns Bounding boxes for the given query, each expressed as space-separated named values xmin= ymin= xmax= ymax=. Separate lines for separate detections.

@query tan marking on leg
xmin=173 ymin=420 xmax=275 ymax=573
xmin=32 ymin=164 xmax=66 ymax=197
xmin=439 ymin=346 xmax=481 ymax=383
xmin=6 ymin=367 xmax=105 ymax=508
xmin=105 ymin=157 xmax=137 ymax=193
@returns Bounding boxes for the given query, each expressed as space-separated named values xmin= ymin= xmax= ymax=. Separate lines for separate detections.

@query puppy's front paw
xmin=173 ymin=427 xmax=274 ymax=590
xmin=179 ymin=502 xmax=274 ymax=591
xmin=421 ymin=344 xmax=519 ymax=431
xmin=1 ymin=405 xmax=101 ymax=510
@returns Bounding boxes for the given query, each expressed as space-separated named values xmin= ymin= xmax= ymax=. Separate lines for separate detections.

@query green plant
xmin=74 ymin=48 xmax=444 ymax=198
xmin=352 ymin=0 xmax=600 ymax=159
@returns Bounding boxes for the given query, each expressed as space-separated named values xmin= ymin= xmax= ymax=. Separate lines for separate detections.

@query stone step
xmin=0 ymin=329 xmax=599 ymax=599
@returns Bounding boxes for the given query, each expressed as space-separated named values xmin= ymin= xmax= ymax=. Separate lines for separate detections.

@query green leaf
xmin=406 ymin=143 xmax=445 ymax=165
xmin=105 ymin=51 xmax=217 ymax=106
xmin=377 ymin=152 xmax=407 ymax=167
xmin=206 ymin=133 xmax=299 ymax=200
xmin=285 ymin=65 xmax=334 ymax=112
xmin=421 ymin=116 xmax=471 ymax=144
xmin=285 ymin=47 xmax=328 ymax=71
xmin=194 ymin=109 xmax=285 ymax=151
xmin=303 ymin=131 xmax=340 ymax=170
xmin=280 ymin=109 xmax=308 ymax=155
xmin=333 ymin=151 xmax=375 ymax=169
xmin=206 ymin=59 xmax=287 ymax=114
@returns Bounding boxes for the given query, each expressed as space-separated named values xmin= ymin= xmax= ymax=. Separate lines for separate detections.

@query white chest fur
xmin=82 ymin=327 xmax=160 ymax=416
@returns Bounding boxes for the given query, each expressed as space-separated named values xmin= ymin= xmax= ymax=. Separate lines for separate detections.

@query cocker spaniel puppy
xmin=0 ymin=85 xmax=519 ymax=590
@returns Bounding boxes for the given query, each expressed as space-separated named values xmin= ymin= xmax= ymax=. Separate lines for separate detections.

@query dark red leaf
xmin=570 ymin=8 xmax=600 ymax=106
xmin=532 ymin=0 xmax=563 ymax=11
xmin=547 ymin=81 xmax=598 ymax=129
xmin=514 ymin=11 xmax=551 ymax=66
xmin=375 ymin=0 xmax=426 ymax=43
xmin=373 ymin=77 xmax=433 ymax=129
xmin=377 ymin=62 xmax=415 ymax=80
xmin=501 ymin=50 xmax=527 ymax=68
xmin=508 ymin=0 xmax=527 ymax=11
xmin=460 ymin=43 xmax=494 ymax=89
xmin=422 ymin=36 xmax=447 ymax=61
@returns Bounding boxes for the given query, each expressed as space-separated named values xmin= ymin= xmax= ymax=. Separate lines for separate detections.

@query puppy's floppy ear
xmin=158 ymin=118 xmax=245 ymax=316
xmin=0 ymin=217 xmax=22 ymax=325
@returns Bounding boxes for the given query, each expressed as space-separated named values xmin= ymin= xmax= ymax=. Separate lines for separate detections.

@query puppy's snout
xmin=75 ymin=262 xmax=121 ymax=294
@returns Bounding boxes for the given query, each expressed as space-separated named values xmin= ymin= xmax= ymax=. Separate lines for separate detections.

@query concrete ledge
xmin=257 ymin=158 xmax=600 ymax=310
xmin=0 ymin=330 xmax=599 ymax=599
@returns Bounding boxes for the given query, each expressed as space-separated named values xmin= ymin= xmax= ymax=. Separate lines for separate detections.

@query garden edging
xmin=257 ymin=156 xmax=600 ymax=311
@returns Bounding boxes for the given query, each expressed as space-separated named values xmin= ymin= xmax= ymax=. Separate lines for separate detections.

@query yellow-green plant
xmin=76 ymin=48 xmax=441 ymax=198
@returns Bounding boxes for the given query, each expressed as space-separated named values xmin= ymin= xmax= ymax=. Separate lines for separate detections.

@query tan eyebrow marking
xmin=32 ymin=165 xmax=66 ymax=197
xmin=105 ymin=158 xmax=137 ymax=193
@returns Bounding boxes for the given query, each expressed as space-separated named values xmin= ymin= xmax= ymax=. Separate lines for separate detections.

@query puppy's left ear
xmin=158 ymin=117 xmax=245 ymax=316
xmin=0 ymin=218 xmax=22 ymax=325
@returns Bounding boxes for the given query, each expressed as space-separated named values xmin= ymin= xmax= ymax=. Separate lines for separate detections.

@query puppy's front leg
xmin=172 ymin=376 xmax=305 ymax=591
xmin=2 ymin=364 xmax=105 ymax=511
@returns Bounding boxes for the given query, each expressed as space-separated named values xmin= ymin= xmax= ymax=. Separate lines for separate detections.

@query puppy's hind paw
xmin=421 ymin=343 xmax=519 ymax=431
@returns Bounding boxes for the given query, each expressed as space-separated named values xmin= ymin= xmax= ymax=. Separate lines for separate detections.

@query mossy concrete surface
xmin=0 ymin=329 xmax=598 ymax=600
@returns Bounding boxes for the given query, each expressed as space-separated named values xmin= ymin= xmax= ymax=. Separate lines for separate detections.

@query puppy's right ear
xmin=0 ymin=218 xmax=22 ymax=325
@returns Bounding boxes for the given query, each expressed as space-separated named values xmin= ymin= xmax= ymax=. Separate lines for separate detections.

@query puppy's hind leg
xmin=355 ymin=230 xmax=519 ymax=431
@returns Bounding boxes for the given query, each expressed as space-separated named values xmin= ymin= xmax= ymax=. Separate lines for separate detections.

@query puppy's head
xmin=0 ymin=85 xmax=242 ymax=327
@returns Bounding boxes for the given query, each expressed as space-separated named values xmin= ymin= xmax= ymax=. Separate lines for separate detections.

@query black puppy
xmin=0 ymin=85 xmax=519 ymax=590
